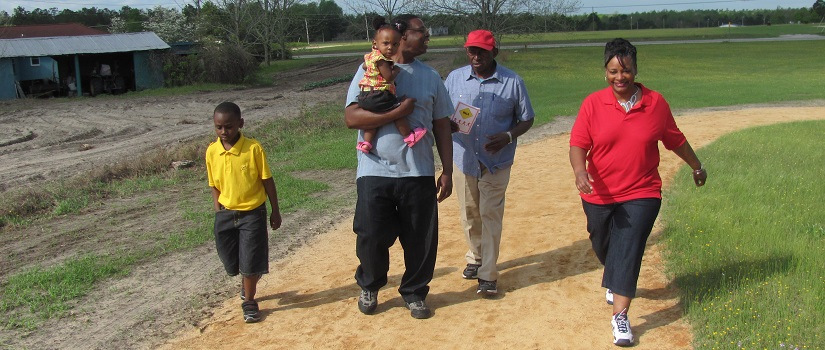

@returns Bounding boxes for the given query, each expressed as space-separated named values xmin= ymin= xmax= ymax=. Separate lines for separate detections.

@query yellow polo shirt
xmin=206 ymin=134 xmax=273 ymax=211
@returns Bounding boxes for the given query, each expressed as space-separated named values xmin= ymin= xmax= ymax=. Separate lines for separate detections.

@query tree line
xmin=2 ymin=0 xmax=820 ymax=85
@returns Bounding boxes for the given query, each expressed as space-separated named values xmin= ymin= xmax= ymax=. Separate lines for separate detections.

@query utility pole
xmin=305 ymin=18 xmax=310 ymax=45
xmin=364 ymin=12 xmax=369 ymax=41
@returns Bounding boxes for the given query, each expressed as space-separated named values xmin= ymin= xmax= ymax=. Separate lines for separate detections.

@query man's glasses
xmin=407 ymin=27 xmax=429 ymax=35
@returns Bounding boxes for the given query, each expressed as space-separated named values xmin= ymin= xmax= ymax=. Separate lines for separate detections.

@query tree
xmin=117 ymin=6 xmax=146 ymax=32
xmin=143 ymin=6 xmax=196 ymax=43
xmin=346 ymin=0 xmax=418 ymax=19
xmin=814 ymin=0 xmax=825 ymax=18
xmin=317 ymin=0 xmax=346 ymax=41
xmin=419 ymin=0 xmax=580 ymax=34
xmin=269 ymin=0 xmax=302 ymax=61
xmin=12 ymin=6 xmax=58 ymax=25
xmin=0 ymin=11 xmax=10 ymax=26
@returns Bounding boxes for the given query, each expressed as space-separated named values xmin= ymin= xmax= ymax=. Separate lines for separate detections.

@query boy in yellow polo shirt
xmin=206 ymin=101 xmax=282 ymax=323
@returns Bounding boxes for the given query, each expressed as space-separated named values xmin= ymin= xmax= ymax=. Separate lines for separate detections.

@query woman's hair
xmin=604 ymin=38 xmax=637 ymax=71
xmin=372 ymin=16 xmax=403 ymax=35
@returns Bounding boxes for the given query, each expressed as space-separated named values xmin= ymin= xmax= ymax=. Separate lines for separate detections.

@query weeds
xmin=0 ymin=139 xmax=208 ymax=227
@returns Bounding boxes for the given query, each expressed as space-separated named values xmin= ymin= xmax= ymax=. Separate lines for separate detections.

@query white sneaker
xmin=605 ymin=289 xmax=613 ymax=305
xmin=611 ymin=310 xmax=634 ymax=347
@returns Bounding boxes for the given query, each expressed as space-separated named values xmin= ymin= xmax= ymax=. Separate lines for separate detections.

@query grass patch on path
xmin=662 ymin=120 xmax=825 ymax=349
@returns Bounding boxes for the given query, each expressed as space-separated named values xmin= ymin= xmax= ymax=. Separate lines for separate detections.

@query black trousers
xmin=581 ymin=198 xmax=661 ymax=298
xmin=354 ymin=176 xmax=438 ymax=303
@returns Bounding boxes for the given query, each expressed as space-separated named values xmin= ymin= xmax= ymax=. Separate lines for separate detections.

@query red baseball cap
xmin=464 ymin=30 xmax=496 ymax=51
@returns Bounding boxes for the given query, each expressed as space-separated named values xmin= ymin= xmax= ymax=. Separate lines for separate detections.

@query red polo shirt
xmin=570 ymin=84 xmax=686 ymax=204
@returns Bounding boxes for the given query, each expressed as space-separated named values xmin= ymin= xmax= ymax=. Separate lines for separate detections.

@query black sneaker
xmin=477 ymin=279 xmax=498 ymax=295
xmin=240 ymin=287 xmax=245 ymax=300
xmin=405 ymin=300 xmax=432 ymax=319
xmin=241 ymin=300 xmax=261 ymax=323
xmin=462 ymin=264 xmax=481 ymax=279
xmin=358 ymin=289 xmax=378 ymax=315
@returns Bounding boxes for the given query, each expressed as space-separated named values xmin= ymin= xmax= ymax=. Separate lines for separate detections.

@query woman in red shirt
xmin=569 ymin=38 xmax=707 ymax=347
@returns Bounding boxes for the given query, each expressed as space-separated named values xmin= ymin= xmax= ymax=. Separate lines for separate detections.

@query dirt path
xmin=160 ymin=104 xmax=825 ymax=349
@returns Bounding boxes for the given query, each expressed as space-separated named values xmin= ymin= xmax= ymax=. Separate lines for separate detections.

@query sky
xmin=0 ymin=0 xmax=816 ymax=15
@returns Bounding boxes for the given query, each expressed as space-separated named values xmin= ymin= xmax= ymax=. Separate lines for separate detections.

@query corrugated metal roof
xmin=0 ymin=32 xmax=170 ymax=58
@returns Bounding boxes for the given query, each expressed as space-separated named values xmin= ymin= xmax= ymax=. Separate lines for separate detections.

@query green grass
xmin=661 ymin=121 xmax=825 ymax=349
xmin=291 ymin=23 xmax=822 ymax=54
xmin=0 ymin=187 xmax=215 ymax=329
xmin=1 ymin=254 xmax=137 ymax=329
xmin=501 ymin=40 xmax=825 ymax=124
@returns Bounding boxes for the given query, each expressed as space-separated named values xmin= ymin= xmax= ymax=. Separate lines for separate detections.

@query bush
xmin=162 ymin=43 xmax=259 ymax=86
xmin=200 ymin=43 xmax=259 ymax=84
xmin=163 ymin=54 xmax=203 ymax=87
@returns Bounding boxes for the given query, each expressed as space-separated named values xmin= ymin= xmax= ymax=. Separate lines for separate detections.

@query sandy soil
xmin=158 ymin=104 xmax=825 ymax=349
xmin=0 ymin=51 xmax=823 ymax=349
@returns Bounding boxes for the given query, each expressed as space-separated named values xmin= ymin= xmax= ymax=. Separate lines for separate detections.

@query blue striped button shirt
xmin=444 ymin=63 xmax=535 ymax=177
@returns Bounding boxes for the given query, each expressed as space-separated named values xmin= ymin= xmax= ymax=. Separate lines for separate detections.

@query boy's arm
xmin=262 ymin=177 xmax=282 ymax=230
xmin=210 ymin=187 xmax=222 ymax=211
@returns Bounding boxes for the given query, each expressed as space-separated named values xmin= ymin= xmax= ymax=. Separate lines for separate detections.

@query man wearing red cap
xmin=445 ymin=29 xmax=535 ymax=296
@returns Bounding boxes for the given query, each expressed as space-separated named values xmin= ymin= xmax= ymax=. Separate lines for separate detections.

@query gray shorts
xmin=213 ymin=203 xmax=269 ymax=276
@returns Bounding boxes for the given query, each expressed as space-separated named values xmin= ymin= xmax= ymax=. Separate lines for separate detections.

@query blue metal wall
xmin=133 ymin=51 xmax=164 ymax=90
xmin=14 ymin=56 xmax=59 ymax=81
xmin=0 ymin=59 xmax=15 ymax=100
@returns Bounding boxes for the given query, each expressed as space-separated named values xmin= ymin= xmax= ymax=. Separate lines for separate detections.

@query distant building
xmin=430 ymin=26 xmax=449 ymax=36
xmin=0 ymin=23 xmax=108 ymax=39
xmin=0 ymin=24 xmax=170 ymax=100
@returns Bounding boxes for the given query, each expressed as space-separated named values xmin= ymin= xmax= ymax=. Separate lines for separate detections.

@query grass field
xmin=662 ymin=120 xmax=825 ymax=349
xmin=292 ymin=23 xmax=823 ymax=54
xmin=1 ymin=32 xmax=823 ymax=347
xmin=501 ymin=39 xmax=825 ymax=124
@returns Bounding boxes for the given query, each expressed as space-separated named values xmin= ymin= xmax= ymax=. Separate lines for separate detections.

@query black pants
xmin=581 ymin=198 xmax=661 ymax=298
xmin=354 ymin=176 xmax=438 ymax=303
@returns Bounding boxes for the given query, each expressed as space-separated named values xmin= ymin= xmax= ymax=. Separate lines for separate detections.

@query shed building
xmin=0 ymin=31 xmax=170 ymax=100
